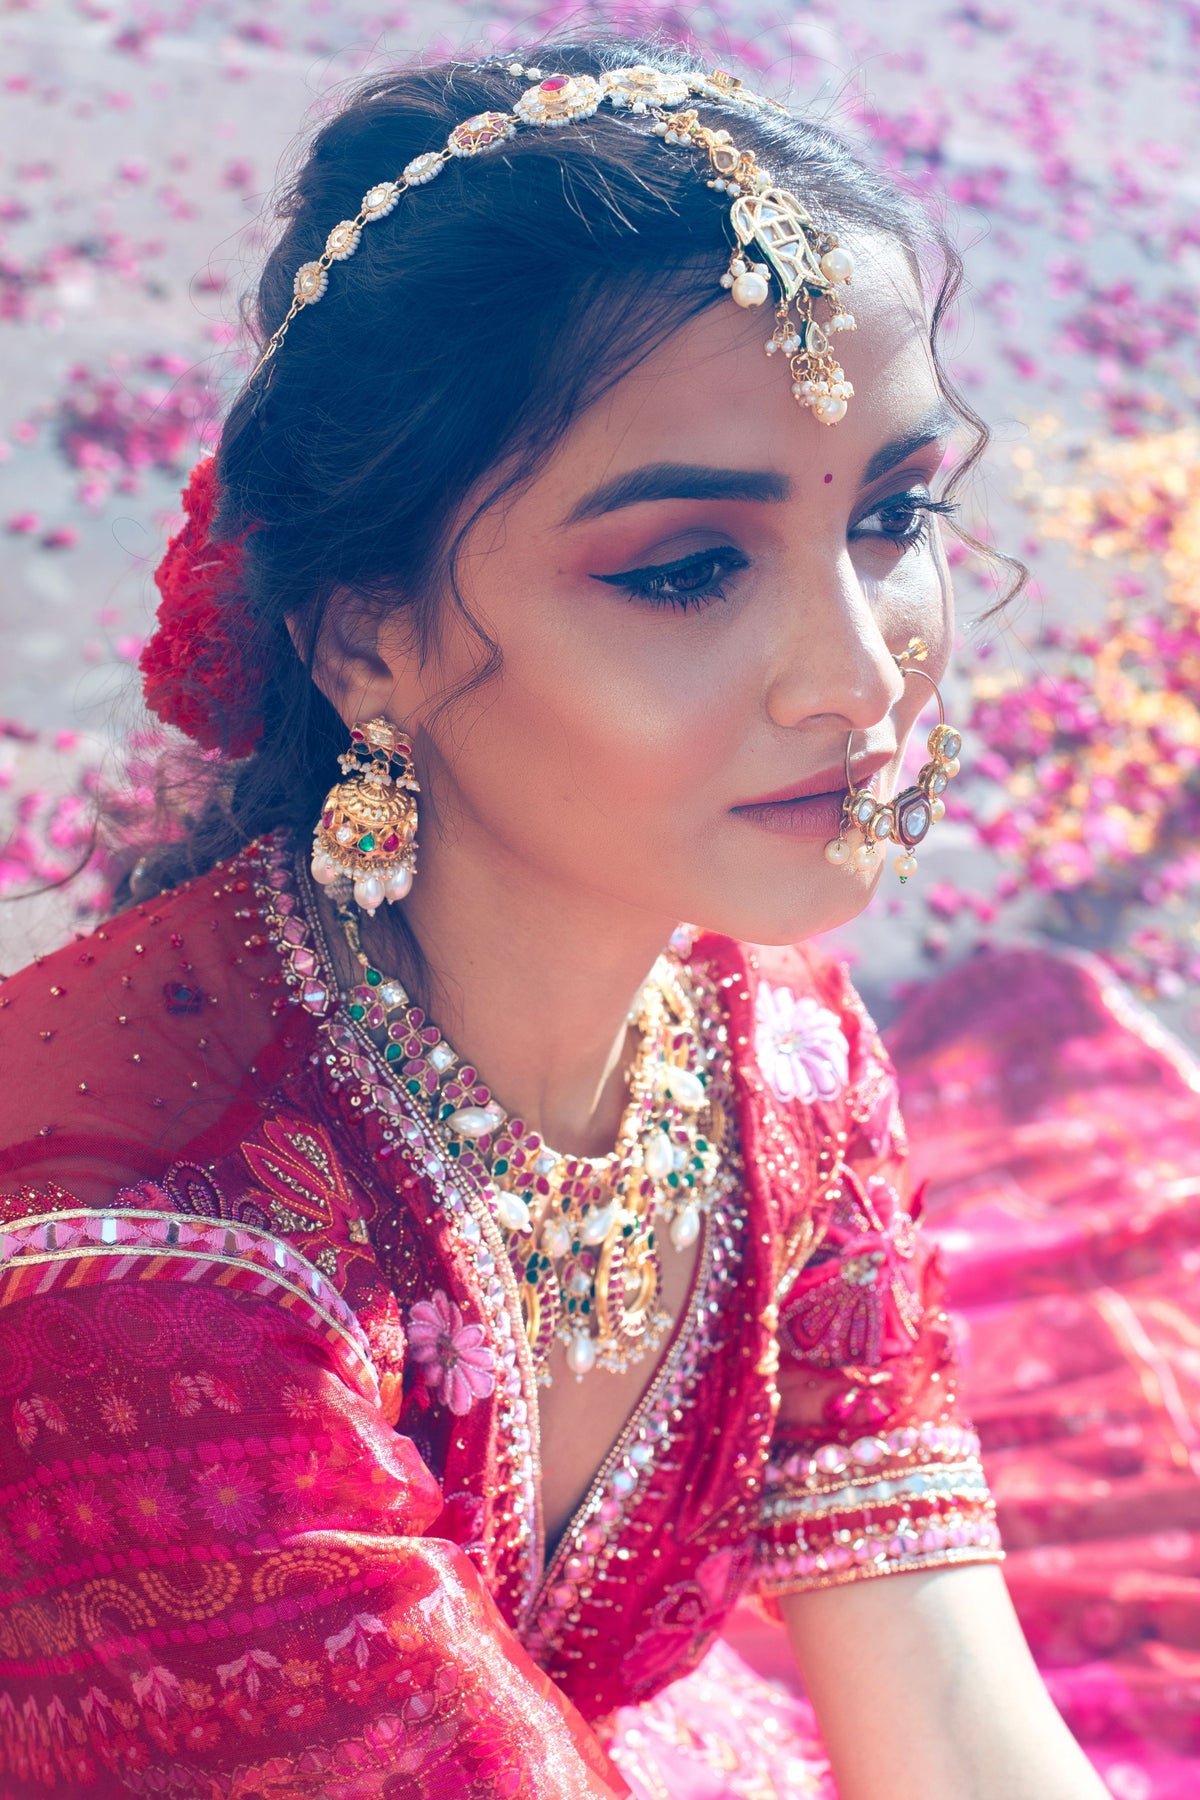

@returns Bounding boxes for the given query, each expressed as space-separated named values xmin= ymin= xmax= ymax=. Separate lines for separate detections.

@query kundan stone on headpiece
xmin=249 ymin=61 xmax=859 ymax=426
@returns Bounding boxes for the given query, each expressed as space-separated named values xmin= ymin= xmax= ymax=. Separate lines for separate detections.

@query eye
xmin=589 ymin=546 xmax=750 ymax=613
xmin=852 ymin=487 xmax=959 ymax=551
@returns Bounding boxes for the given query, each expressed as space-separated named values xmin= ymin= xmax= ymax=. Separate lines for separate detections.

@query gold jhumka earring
xmin=824 ymin=640 xmax=964 ymax=883
xmin=309 ymin=717 xmax=420 ymax=915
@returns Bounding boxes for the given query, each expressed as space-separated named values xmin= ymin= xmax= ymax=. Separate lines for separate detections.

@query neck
xmin=351 ymin=833 xmax=679 ymax=1159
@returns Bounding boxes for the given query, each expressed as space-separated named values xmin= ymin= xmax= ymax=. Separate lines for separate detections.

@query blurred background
xmin=1 ymin=0 xmax=1197 ymax=1043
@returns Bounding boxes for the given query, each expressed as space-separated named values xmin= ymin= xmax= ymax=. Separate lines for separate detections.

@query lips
xmin=732 ymin=749 xmax=896 ymax=812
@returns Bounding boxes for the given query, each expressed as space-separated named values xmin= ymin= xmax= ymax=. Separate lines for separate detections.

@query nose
xmin=765 ymin=553 xmax=906 ymax=738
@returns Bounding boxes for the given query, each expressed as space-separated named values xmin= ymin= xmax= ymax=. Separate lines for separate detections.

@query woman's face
xmin=365 ymin=232 xmax=957 ymax=948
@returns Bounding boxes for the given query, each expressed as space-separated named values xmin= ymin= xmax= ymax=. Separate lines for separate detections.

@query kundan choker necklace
xmin=331 ymin=891 xmax=730 ymax=1384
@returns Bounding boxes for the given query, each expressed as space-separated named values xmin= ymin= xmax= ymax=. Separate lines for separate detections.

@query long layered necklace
xmin=331 ymin=892 xmax=729 ymax=1384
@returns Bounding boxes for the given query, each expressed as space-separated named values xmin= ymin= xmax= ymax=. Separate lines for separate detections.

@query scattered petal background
xmin=0 ymin=0 xmax=1197 ymax=1046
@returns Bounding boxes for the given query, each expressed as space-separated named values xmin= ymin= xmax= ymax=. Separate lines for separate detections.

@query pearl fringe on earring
xmin=310 ymin=718 xmax=420 ymax=915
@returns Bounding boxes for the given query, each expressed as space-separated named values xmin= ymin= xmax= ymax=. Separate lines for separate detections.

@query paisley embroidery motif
xmin=240 ymin=1113 xmax=356 ymax=1233
xmin=779 ymin=1171 xmax=923 ymax=1368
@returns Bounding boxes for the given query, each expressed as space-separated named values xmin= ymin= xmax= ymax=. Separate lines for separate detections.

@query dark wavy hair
xmin=120 ymin=31 xmax=1021 ymax=937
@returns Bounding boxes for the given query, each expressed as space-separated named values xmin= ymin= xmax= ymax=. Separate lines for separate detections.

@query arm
xmin=747 ymin=957 xmax=1106 ymax=1800
xmin=779 ymin=1563 xmax=1109 ymax=1800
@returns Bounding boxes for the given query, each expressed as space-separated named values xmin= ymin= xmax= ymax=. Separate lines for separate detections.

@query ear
xmin=286 ymin=588 xmax=425 ymax=729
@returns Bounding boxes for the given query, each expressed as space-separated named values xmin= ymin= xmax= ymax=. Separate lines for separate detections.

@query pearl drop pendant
xmin=670 ymin=1205 xmax=700 ymax=1250
xmin=657 ymin=1064 xmax=706 ymax=1109
xmin=495 ymin=1189 xmax=533 ymax=1233
xmin=643 ymin=1132 xmax=675 ymax=1179
xmin=354 ymin=874 xmax=384 ymax=914
xmin=384 ymin=865 xmax=413 ymax=903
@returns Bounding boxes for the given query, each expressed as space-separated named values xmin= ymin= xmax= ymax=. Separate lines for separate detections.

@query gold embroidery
xmin=269 ymin=1199 xmax=315 ymax=1236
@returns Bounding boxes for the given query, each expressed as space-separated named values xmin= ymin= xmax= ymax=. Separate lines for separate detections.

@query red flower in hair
xmin=139 ymin=454 xmax=263 ymax=757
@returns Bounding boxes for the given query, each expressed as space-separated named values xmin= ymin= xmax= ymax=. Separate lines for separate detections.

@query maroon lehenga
xmin=0 ymin=828 xmax=1195 ymax=1796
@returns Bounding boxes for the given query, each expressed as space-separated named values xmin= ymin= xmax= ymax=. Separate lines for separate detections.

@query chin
xmin=690 ymin=863 xmax=884 ymax=949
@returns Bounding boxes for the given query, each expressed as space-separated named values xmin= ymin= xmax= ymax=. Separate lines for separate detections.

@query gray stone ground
xmin=1 ymin=0 xmax=1197 ymax=1040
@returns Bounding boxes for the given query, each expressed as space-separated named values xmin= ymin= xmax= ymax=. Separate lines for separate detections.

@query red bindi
xmin=824 ymin=473 xmax=833 ymax=483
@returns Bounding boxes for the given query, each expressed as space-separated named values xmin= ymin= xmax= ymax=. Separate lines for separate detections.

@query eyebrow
xmin=561 ymin=407 xmax=960 ymax=526
xmin=562 ymin=462 xmax=791 ymax=523
xmin=862 ymin=406 xmax=958 ymax=485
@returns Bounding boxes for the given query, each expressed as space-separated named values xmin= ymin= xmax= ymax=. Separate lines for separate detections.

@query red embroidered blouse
xmin=0 ymin=831 xmax=1000 ymax=1796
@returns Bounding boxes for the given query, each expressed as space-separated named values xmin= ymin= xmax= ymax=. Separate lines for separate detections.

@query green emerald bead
xmin=448 ymin=1142 xmax=460 ymax=1158
xmin=348 ymin=1003 xmax=366 ymax=1021
xmin=365 ymin=968 xmax=382 ymax=986
xmin=406 ymin=1078 xmax=422 ymax=1095
xmin=359 ymin=833 xmax=375 ymax=851
xmin=493 ymin=1157 xmax=509 ymax=1175
xmin=385 ymin=1043 xmax=402 ymax=1061
xmin=667 ymin=1172 xmax=679 ymax=1188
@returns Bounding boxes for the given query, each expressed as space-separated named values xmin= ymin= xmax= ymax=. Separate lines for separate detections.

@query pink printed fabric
xmin=897 ymin=947 xmax=1200 ymax=1799
xmin=680 ymin=946 xmax=1200 ymax=1800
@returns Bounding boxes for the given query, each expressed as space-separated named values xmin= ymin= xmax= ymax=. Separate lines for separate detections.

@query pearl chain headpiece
xmin=248 ymin=62 xmax=860 ymax=426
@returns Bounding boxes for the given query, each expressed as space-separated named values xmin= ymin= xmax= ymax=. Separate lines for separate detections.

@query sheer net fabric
xmin=0 ymin=830 xmax=999 ymax=1796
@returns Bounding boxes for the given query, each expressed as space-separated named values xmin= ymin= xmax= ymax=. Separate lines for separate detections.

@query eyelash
xmin=593 ymin=489 xmax=960 ymax=613
xmin=851 ymin=489 xmax=960 ymax=551
xmin=592 ymin=546 xmax=751 ymax=612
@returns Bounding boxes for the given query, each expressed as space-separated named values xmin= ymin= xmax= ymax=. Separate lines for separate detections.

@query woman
xmin=0 ymin=37 xmax=1112 ymax=1800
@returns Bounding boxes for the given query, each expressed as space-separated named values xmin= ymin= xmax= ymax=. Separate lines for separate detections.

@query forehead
xmin=545 ymin=232 xmax=942 ymax=494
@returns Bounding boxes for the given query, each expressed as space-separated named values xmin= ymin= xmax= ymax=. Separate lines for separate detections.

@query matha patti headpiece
xmin=248 ymin=62 xmax=859 ymax=426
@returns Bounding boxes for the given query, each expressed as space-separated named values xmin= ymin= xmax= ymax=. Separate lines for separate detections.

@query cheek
xmin=444 ymin=598 xmax=757 ymax=845
xmin=863 ymin=542 xmax=948 ymax=628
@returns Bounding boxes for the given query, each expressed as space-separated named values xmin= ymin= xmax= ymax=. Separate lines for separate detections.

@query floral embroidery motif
xmin=754 ymin=983 xmax=849 ymax=1105
xmin=407 ymin=1289 xmax=496 ymax=1416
